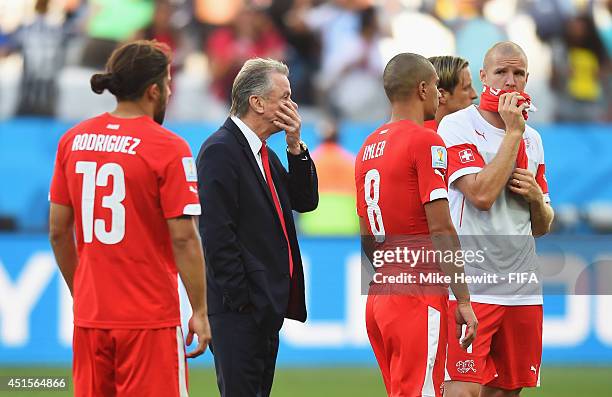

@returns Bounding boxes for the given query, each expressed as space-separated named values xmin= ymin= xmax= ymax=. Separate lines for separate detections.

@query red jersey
xmin=50 ymin=113 xmax=201 ymax=329
xmin=355 ymin=119 xmax=448 ymax=238
xmin=423 ymin=119 xmax=438 ymax=132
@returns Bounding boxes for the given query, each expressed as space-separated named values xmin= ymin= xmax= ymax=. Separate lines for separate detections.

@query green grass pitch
xmin=0 ymin=366 xmax=610 ymax=396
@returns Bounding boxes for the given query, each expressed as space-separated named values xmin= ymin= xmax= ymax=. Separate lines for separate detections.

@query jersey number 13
xmin=76 ymin=161 xmax=126 ymax=244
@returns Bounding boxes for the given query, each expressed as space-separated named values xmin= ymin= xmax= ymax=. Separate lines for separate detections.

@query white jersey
xmin=438 ymin=105 xmax=550 ymax=306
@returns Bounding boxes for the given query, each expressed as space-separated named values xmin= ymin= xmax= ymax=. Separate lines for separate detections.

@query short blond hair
xmin=428 ymin=56 xmax=469 ymax=93
xmin=230 ymin=58 xmax=289 ymax=117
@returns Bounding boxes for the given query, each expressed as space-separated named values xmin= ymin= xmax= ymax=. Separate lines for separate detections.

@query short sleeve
xmin=49 ymin=145 xmax=71 ymax=206
xmin=534 ymin=133 xmax=550 ymax=203
xmin=159 ymin=139 xmax=201 ymax=218
xmin=438 ymin=118 xmax=485 ymax=185
xmin=414 ymin=132 xmax=449 ymax=204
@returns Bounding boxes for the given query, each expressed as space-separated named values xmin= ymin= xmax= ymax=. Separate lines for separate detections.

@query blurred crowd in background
xmin=0 ymin=0 xmax=610 ymax=124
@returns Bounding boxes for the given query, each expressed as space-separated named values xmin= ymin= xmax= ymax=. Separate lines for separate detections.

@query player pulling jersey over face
xmin=438 ymin=42 xmax=554 ymax=397
xmin=355 ymin=53 xmax=477 ymax=397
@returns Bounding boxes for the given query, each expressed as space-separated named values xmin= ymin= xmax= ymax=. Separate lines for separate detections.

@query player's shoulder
xmin=57 ymin=114 xmax=106 ymax=151
xmin=524 ymin=123 xmax=545 ymax=156
xmin=524 ymin=123 xmax=543 ymax=142
xmin=437 ymin=106 xmax=479 ymax=144
xmin=413 ymin=123 xmax=444 ymax=144
xmin=62 ymin=113 xmax=105 ymax=136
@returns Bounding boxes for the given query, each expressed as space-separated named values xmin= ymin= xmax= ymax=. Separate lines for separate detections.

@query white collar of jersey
xmin=231 ymin=115 xmax=263 ymax=158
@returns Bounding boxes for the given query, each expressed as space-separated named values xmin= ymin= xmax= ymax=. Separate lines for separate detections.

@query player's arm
xmin=453 ymin=92 xmax=530 ymax=210
xmin=424 ymin=200 xmax=477 ymax=349
xmin=49 ymin=203 xmax=78 ymax=296
xmin=167 ymin=215 xmax=211 ymax=358
xmin=508 ymin=167 xmax=554 ymax=237
xmin=528 ymin=194 xmax=554 ymax=237
xmin=414 ymin=133 xmax=477 ymax=349
xmin=359 ymin=218 xmax=377 ymax=266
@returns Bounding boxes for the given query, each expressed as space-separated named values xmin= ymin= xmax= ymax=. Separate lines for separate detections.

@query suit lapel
xmin=225 ymin=118 xmax=281 ymax=224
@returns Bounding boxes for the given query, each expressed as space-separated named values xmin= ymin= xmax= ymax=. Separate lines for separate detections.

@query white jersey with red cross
xmin=437 ymin=105 xmax=550 ymax=306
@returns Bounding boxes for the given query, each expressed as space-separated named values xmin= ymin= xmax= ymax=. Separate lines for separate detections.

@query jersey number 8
xmin=364 ymin=169 xmax=385 ymax=242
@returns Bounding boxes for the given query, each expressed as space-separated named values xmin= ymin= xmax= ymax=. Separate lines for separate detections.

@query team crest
xmin=458 ymin=148 xmax=475 ymax=164
xmin=431 ymin=146 xmax=447 ymax=169
xmin=456 ymin=360 xmax=477 ymax=374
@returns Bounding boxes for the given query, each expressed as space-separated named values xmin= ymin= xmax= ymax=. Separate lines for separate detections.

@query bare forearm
xmin=431 ymin=232 xmax=470 ymax=303
xmin=471 ymin=132 xmax=522 ymax=204
xmin=530 ymin=198 xmax=554 ymax=237
xmin=50 ymin=233 xmax=78 ymax=296
xmin=174 ymin=237 xmax=207 ymax=315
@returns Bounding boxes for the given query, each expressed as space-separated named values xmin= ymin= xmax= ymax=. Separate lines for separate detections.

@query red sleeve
xmin=49 ymin=144 xmax=71 ymax=206
xmin=414 ymin=132 xmax=449 ymax=204
xmin=536 ymin=163 xmax=550 ymax=202
xmin=446 ymin=143 xmax=486 ymax=185
xmin=159 ymin=139 xmax=201 ymax=218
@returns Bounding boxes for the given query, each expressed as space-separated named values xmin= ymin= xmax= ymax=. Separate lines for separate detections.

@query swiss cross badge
xmin=458 ymin=149 xmax=475 ymax=164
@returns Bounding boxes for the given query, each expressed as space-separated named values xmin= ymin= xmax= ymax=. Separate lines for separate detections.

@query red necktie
xmin=260 ymin=142 xmax=294 ymax=277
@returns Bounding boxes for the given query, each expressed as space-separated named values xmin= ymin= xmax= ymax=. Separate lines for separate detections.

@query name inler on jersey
xmin=71 ymin=133 xmax=141 ymax=155
xmin=362 ymin=140 xmax=386 ymax=161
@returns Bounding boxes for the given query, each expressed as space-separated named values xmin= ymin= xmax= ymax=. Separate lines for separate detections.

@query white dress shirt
xmin=231 ymin=116 xmax=267 ymax=181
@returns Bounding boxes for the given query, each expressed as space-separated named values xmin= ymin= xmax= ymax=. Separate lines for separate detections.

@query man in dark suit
xmin=196 ymin=58 xmax=318 ymax=397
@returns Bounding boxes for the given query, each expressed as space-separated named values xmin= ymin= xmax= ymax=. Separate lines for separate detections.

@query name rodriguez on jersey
xmin=71 ymin=133 xmax=141 ymax=155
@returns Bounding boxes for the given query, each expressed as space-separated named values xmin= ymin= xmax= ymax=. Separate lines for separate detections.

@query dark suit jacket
xmin=196 ymin=118 xmax=318 ymax=330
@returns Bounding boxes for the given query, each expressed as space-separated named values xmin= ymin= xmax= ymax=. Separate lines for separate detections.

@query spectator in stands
xmin=451 ymin=0 xmax=507 ymax=96
xmin=300 ymin=117 xmax=359 ymax=236
xmin=138 ymin=1 xmax=184 ymax=82
xmin=551 ymin=13 xmax=609 ymax=122
xmin=268 ymin=0 xmax=321 ymax=105
xmin=287 ymin=1 xmax=359 ymax=108
xmin=327 ymin=6 xmax=386 ymax=120
xmin=141 ymin=1 xmax=181 ymax=59
xmin=10 ymin=0 xmax=68 ymax=116
xmin=80 ymin=0 xmax=154 ymax=69
xmin=206 ymin=5 xmax=286 ymax=103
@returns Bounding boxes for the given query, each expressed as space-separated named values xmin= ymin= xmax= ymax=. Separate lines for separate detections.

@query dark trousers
xmin=209 ymin=311 xmax=281 ymax=397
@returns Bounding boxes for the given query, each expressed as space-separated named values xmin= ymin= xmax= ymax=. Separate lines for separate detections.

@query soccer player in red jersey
xmin=48 ymin=40 xmax=211 ymax=397
xmin=425 ymin=56 xmax=478 ymax=132
xmin=439 ymin=42 xmax=554 ymax=397
xmin=355 ymin=53 xmax=478 ymax=397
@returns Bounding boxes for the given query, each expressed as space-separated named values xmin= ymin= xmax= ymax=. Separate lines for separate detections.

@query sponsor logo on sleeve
xmin=431 ymin=146 xmax=447 ymax=169
xmin=182 ymin=157 xmax=198 ymax=182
